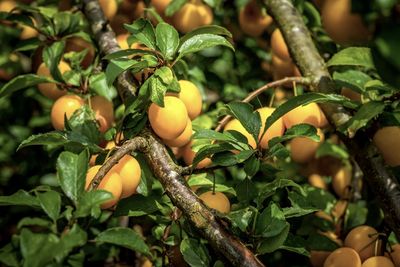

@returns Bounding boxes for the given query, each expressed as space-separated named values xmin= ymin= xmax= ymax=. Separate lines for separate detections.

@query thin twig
xmin=88 ymin=137 xmax=148 ymax=190
xmin=215 ymin=76 xmax=311 ymax=132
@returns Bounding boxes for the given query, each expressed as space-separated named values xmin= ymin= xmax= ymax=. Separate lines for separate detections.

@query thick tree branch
xmin=82 ymin=0 xmax=137 ymax=100
xmin=263 ymin=0 xmax=400 ymax=238
xmin=82 ymin=1 xmax=264 ymax=266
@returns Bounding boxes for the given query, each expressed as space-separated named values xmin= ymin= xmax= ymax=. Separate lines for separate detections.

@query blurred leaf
xmin=339 ymin=101 xmax=385 ymax=137
xmin=124 ymin=18 xmax=156 ymax=49
xmin=43 ymin=40 xmax=66 ymax=82
xmin=0 ymin=190 xmax=39 ymax=207
xmin=177 ymin=33 xmax=234 ymax=61
xmin=0 ymin=74 xmax=54 ymax=98
xmin=180 ymin=237 xmax=210 ymax=267
xmin=165 ymin=0 xmax=187 ymax=16
xmin=0 ymin=244 xmax=19 ymax=267
xmin=156 ymin=22 xmax=179 ymax=60
xmin=56 ymin=150 xmax=88 ymax=205
xmin=327 ymin=47 xmax=375 ymax=69
xmin=17 ymin=217 xmax=52 ymax=229
xmin=316 ymin=142 xmax=349 ymax=160
xmin=36 ymin=190 xmax=61 ymax=222
xmin=96 ymin=227 xmax=150 ymax=255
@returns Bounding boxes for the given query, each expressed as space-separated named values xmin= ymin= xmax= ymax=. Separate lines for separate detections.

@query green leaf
xmin=43 ymin=40 xmax=66 ymax=82
xmin=177 ymin=33 xmax=234 ymax=61
xmin=327 ymin=47 xmax=375 ymax=69
xmin=226 ymin=102 xmax=261 ymax=144
xmin=114 ymin=195 xmax=160 ymax=217
xmin=56 ymin=150 xmax=88 ymax=205
xmin=89 ymin=72 xmax=117 ymax=101
xmin=339 ymin=101 xmax=385 ymax=137
xmin=75 ymin=190 xmax=113 ymax=218
xmin=148 ymin=67 xmax=174 ymax=106
xmin=0 ymin=244 xmax=19 ymax=267
xmin=229 ymin=208 xmax=254 ymax=232
xmin=244 ymin=155 xmax=260 ymax=177
xmin=280 ymin=233 xmax=310 ymax=257
xmin=56 ymin=224 xmax=87 ymax=260
xmin=282 ymin=206 xmax=318 ymax=218
xmin=105 ymin=58 xmax=138 ymax=86
xmin=268 ymin=124 xmax=319 ymax=148
xmin=95 ymin=227 xmax=150 ymax=255
xmin=235 ymin=178 xmax=258 ymax=204
xmin=257 ymin=222 xmax=290 ymax=254
xmin=124 ymin=18 xmax=156 ymax=50
xmin=36 ymin=190 xmax=61 ymax=222
xmin=165 ymin=0 xmax=187 ymax=16
xmin=257 ymin=179 xmax=305 ymax=205
xmin=0 ymin=190 xmax=40 ymax=207
xmin=0 ymin=74 xmax=54 ymax=98
xmin=18 ymin=132 xmax=68 ymax=150
xmin=17 ymin=217 xmax=52 ymax=229
xmin=333 ymin=70 xmax=372 ymax=93
xmin=20 ymin=229 xmax=60 ymax=267
xmin=68 ymin=105 xmax=101 ymax=144
xmin=156 ymin=22 xmax=179 ymax=60
xmin=180 ymin=237 xmax=210 ymax=267
xmin=264 ymin=93 xmax=358 ymax=131
xmin=255 ymin=203 xmax=287 ymax=238
xmin=103 ymin=48 xmax=156 ymax=60
xmin=180 ymin=25 xmax=232 ymax=44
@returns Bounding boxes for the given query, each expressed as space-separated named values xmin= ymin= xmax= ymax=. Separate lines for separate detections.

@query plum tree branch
xmin=82 ymin=1 xmax=264 ymax=266
xmin=215 ymin=76 xmax=312 ymax=132
xmin=263 ymin=0 xmax=400 ymax=238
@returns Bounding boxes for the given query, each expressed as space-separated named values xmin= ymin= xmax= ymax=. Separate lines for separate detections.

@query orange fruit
xmin=85 ymin=165 xmax=122 ymax=209
xmin=90 ymin=95 xmax=114 ymax=128
xmin=390 ymin=244 xmax=400 ymax=267
xmin=344 ymin=225 xmax=381 ymax=262
xmin=257 ymin=107 xmax=286 ymax=149
xmin=148 ymin=96 xmax=188 ymax=140
xmin=271 ymin=53 xmax=295 ymax=80
xmin=308 ymin=173 xmax=327 ymax=190
xmin=112 ymin=155 xmax=141 ymax=199
xmin=99 ymin=0 xmax=117 ymax=20
xmin=283 ymin=103 xmax=328 ymax=129
xmin=290 ymin=128 xmax=325 ymax=163
xmin=0 ymin=0 xmax=16 ymax=12
xmin=198 ymin=191 xmax=231 ymax=213
xmin=238 ymin=0 xmax=273 ymax=37
xmin=172 ymin=0 xmax=213 ymax=33
xmin=163 ymin=118 xmax=192 ymax=148
xmin=310 ymin=250 xmax=331 ymax=267
xmin=323 ymin=247 xmax=361 ymax=267
xmin=373 ymin=126 xmax=400 ymax=167
xmin=50 ymin=95 xmax=84 ymax=130
xmin=174 ymin=80 xmax=203 ymax=120
xmin=271 ymin=29 xmax=291 ymax=61
xmin=37 ymin=61 xmax=70 ymax=100
xmin=321 ymin=0 xmax=371 ymax=45
xmin=332 ymin=167 xmax=352 ymax=198
xmin=361 ymin=256 xmax=394 ymax=267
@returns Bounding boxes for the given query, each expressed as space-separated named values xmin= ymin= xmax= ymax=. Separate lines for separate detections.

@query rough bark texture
xmin=82 ymin=1 xmax=264 ymax=266
xmin=264 ymin=0 xmax=400 ymax=238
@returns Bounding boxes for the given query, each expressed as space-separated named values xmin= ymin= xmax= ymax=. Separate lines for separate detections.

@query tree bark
xmin=264 ymin=0 xmax=400 ymax=238
xmin=81 ymin=0 xmax=265 ymax=266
